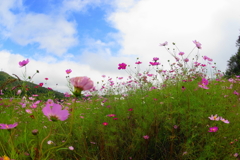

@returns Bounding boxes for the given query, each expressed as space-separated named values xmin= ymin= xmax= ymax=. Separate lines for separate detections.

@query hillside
xmin=0 ymin=71 xmax=64 ymax=99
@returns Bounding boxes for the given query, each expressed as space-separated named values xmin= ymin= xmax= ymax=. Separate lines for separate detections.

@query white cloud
xmin=0 ymin=0 xmax=91 ymax=56
xmin=107 ymin=0 xmax=240 ymax=72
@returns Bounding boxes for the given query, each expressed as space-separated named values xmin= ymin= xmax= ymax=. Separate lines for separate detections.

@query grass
xmin=1 ymin=42 xmax=240 ymax=160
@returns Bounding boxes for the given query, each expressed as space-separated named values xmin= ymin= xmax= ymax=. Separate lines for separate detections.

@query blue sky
xmin=0 ymin=0 xmax=240 ymax=93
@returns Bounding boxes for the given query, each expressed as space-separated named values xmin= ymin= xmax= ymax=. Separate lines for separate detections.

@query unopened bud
xmin=32 ymin=129 xmax=39 ymax=135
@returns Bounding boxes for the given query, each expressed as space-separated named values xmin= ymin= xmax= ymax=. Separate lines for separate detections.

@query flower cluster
xmin=208 ymin=114 xmax=230 ymax=124
xmin=149 ymin=57 xmax=160 ymax=66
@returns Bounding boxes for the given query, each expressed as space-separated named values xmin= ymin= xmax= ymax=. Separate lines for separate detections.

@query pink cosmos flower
xmin=220 ymin=117 xmax=230 ymax=124
xmin=208 ymin=114 xmax=219 ymax=121
xmin=193 ymin=40 xmax=202 ymax=49
xmin=19 ymin=59 xmax=29 ymax=67
xmin=42 ymin=101 xmax=69 ymax=121
xmin=64 ymin=92 xmax=71 ymax=97
xmin=149 ymin=62 xmax=160 ymax=66
xmin=102 ymin=122 xmax=108 ymax=126
xmin=179 ymin=52 xmax=185 ymax=56
xmin=184 ymin=58 xmax=189 ymax=62
xmin=26 ymin=109 xmax=32 ymax=114
xmin=45 ymin=78 xmax=48 ymax=80
xmin=39 ymin=83 xmax=43 ymax=87
xmin=233 ymin=90 xmax=239 ymax=95
xmin=70 ymin=76 xmax=94 ymax=97
xmin=143 ymin=135 xmax=149 ymax=139
xmin=0 ymin=122 xmax=18 ymax=129
xmin=107 ymin=114 xmax=116 ymax=117
xmin=153 ymin=57 xmax=159 ymax=61
xmin=17 ymin=90 xmax=22 ymax=95
xmin=69 ymin=146 xmax=74 ymax=150
xmin=208 ymin=126 xmax=218 ymax=132
xmin=66 ymin=69 xmax=72 ymax=74
xmin=174 ymin=125 xmax=178 ymax=129
xmin=70 ymin=76 xmax=94 ymax=91
xmin=118 ymin=63 xmax=127 ymax=70
xmin=135 ymin=61 xmax=142 ymax=64
xmin=159 ymin=41 xmax=168 ymax=46
xmin=198 ymin=78 xmax=209 ymax=89
xmin=234 ymin=153 xmax=238 ymax=157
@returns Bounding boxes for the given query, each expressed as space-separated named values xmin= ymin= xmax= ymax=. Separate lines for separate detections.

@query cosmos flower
xmin=159 ymin=41 xmax=168 ymax=46
xmin=42 ymin=102 xmax=69 ymax=121
xmin=19 ymin=59 xmax=29 ymax=67
xmin=198 ymin=78 xmax=209 ymax=89
xmin=69 ymin=146 xmax=74 ymax=150
xmin=118 ymin=63 xmax=127 ymax=70
xmin=66 ymin=69 xmax=72 ymax=74
xmin=193 ymin=40 xmax=202 ymax=49
xmin=0 ymin=123 xmax=18 ymax=129
xmin=208 ymin=114 xmax=219 ymax=121
xmin=70 ymin=76 xmax=94 ymax=97
xmin=208 ymin=126 xmax=218 ymax=132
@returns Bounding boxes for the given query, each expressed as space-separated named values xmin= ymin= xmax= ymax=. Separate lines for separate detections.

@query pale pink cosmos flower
xmin=19 ymin=59 xmax=29 ymax=67
xmin=220 ymin=117 xmax=230 ymax=124
xmin=42 ymin=101 xmax=69 ymax=121
xmin=208 ymin=114 xmax=219 ymax=121
xmin=234 ymin=153 xmax=238 ymax=157
xmin=70 ymin=77 xmax=94 ymax=91
xmin=159 ymin=41 xmax=168 ymax=46
xmin=193 ymin=40 xmax=202 ymax=49
xmin=26 ymin=109 xmax=32 ymax=114
xmin=69 ymin=146 xmax=74 ymax=150
xmin=17 ymin=90 xmax=22 ymax=95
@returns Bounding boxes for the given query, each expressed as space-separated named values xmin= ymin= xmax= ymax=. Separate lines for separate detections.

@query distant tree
xmin=225 ymin=34 xmax=240 ymax=77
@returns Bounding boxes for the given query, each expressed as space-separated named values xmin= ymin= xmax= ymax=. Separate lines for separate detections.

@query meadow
xmin=1 ymin=41 xmax=240 ymax=160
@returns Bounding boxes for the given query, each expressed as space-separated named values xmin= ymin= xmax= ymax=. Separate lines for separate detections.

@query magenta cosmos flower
xmin=118 ymin=63 xmax=127 ymax=70
xmin=19 ymin=59 xmax=29 ymax=67
xmin=0 ymin=122 xmax=18 ymax=129
xmin=208 ymin=126 xmax=218 ymax=132
xmin=66 ymin=69 xmax=72 ymax=74
xmin=42 ymin=101 xmax=69 ymax=121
